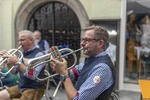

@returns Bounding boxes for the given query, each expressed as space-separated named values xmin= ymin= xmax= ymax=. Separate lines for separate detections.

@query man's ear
xmin=98 ymin=40 xmax=104 ymax=48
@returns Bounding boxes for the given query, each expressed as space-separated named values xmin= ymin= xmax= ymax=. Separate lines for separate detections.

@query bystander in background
xmin=34 ymin=30 xmax=50 ymax=54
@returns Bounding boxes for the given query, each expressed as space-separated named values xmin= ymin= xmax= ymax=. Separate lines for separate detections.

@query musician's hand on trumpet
xmin=50 ymin=57 xmax=68 ymax=75
xmin=0 ymin=45 xmax=22 ymax=66
xmin=0 ymin=50 xmax=6 ymax=56
xmin=49 ymin=46 xmax=68 ymax=75
xmin=0 ymin=50 xmax=7 ymax=61
xmin=0 ymin=50 xmax=6 ymax=69
xmin=2 ymin=54 xmax=19 ymax=68
xmin=0 ymin=50 xmax=10 ymax=68
xmin=0 ymin=46 xmax=23 ymax=75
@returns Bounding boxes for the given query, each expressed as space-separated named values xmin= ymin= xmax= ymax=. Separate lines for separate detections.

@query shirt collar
xmin=24 ymin=46 xmax=37 ymax=53
xmin=96 ymin=51 xmax=107 ymax=57
xmin=85 ymin=51 xmax=107 ymax=58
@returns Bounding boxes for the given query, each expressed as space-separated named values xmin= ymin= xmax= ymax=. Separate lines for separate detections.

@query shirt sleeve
xmin=44 ymin=40 xmax=50 ymax=54
xmin=106 ymin=43 xmax=116 ymax=64
xmin=69 ymin=62 xmax=84 ymax=80
xmin=23 ymin=52 xmax=45 ymax=80
xmin=73 ymin=63 xmax=114 ymax=100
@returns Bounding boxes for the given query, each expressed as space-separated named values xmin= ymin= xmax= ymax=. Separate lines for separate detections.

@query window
xmin=125 ymin=0 xmax=150 ymax=83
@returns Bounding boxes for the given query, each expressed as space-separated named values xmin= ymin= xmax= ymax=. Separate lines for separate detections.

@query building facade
xmin=2 ymin=0 xmax=148 ymax=92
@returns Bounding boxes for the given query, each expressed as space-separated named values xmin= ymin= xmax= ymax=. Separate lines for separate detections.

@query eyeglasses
xmin=81 ymin=38 xmax=100 ymax=42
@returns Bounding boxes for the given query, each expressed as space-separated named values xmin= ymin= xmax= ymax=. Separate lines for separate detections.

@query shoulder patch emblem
xmin=93 ymin=76 xmax=101 ymax=84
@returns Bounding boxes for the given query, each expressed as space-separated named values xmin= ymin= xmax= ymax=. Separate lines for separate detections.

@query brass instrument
xmin=0 ymin=45 xmax=23 ymax=76
xmin=26 ymin=47 xmax=83 ymax=81
xmin=32 ymin=47 xmax=83 ymax=99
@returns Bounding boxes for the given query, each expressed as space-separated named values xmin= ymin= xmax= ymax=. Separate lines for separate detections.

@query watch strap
xmin=15 ymin=61 xmax=21 ymax=70
xmin=15 ymin=61 xmax=21 ymax=66
xmin=60 ymin=74 xmax=69 ymax=82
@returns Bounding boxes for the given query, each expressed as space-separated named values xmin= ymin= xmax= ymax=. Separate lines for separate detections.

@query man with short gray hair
xmin=0 ymin=30 xmax=45 ymax=100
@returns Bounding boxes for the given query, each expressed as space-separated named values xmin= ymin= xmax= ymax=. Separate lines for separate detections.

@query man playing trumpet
xmin=50 ymin=25 xmax=116 ymax=100
xmin=0 ymin=30 xmax=45 ymax=100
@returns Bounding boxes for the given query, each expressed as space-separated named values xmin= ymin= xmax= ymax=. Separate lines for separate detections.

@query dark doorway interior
xmin=28 ymin=2 xmax=81 ymax=64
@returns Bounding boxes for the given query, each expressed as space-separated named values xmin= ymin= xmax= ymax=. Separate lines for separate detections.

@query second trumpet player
xmin=0 ymin=30 xmax=46 ymax=100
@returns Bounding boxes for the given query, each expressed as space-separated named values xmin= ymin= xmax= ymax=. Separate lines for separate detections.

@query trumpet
xmin=0 ymin=45 xmax=23 ymax=76
xmin=26 ymin=47 xmax=83 ymax=81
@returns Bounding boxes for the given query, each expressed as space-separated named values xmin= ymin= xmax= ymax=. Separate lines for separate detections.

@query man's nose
xmin=19 ymin=41 xmax=22 ymax=45
xmin=80 ymin=41 xmax=85 ymax=47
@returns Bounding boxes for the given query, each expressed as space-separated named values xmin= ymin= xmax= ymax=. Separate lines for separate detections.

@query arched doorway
xmin=15 ymin=0 xmax=89 ymax=63
xmin=28 ymin=2 xmax=80 ymax=51
xmin=28 ymin=2 xmax=81 ymax=65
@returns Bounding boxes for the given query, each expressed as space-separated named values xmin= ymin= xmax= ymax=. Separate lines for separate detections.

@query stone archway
xmin=15 ymin=0 xmax=89 ymax=61
xmin=15 ymin=0 xmax=89 ymax=35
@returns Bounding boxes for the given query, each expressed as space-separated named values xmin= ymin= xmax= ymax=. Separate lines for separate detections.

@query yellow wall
xmin=1 ymin=0 xmax=13 ymax=50
xmin=80 ymin=0 xmax=121 ymax=19
xmin=0 ymin=0 xmax=23 ymax=50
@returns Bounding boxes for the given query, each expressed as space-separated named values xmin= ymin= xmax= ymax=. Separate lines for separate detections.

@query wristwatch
xmin=60 ymin=74 xmax=69 ymax=82
xmin=15 ymin=61 xmax=21 ymax=66
xmin=15 ymin=61 xmax=21 ymax=69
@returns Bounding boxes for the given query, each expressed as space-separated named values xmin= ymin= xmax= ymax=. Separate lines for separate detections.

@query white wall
xmin=80 ymin=0 xmax=121 ymax=19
